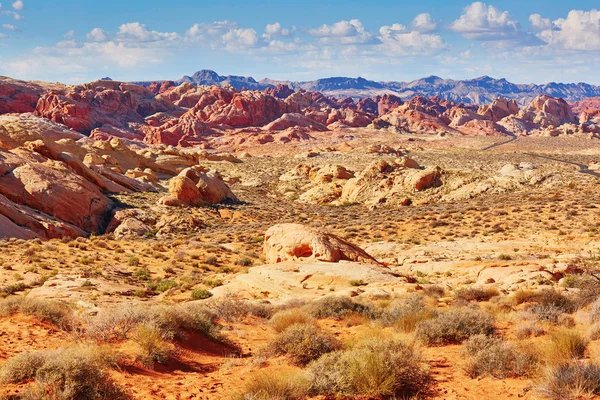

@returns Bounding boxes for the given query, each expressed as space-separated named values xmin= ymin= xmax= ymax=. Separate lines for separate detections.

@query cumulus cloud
xmin=378 ymin=29 xmax=446 ymax=55
xmin=0 ymin=33 xmax=7 ymax=39
xmin=450 ymin=2 xmax=543 ymax=46
xmin=185 ymin=20 xmax=237 ymax=39
xmin=378 ymin=19 xmax=445 ymax=55
xmin=63 ymin=30 xmax=75 ymax=39
xmin=2 ymin=23 xmax=16 ymax=30
xmin=451 ymin=2 xmax=519 ymax=39
xmin=11 ymin=0 xmax=22 ymax=10
xmin=412 ymin=13 xmax=438 ymax=32
xmin=184 ymin=21 xmax=267 ymax=51
xmin=529 ymin=14 xmax=553 ymax=31
xmin=117 ymin=22 xmax=178 ymax=43
xmin=221 ymin=28 xmax=259 ymax=49
xmin=308 ymin=19 xmax=374 ymax=44
xmin=536 ymin=9 xmax=600 ymax=51
xmin=87 ymin=28 xmax=108 ymax=42
xmin=263 ymin=22 xmax=295 ymax=40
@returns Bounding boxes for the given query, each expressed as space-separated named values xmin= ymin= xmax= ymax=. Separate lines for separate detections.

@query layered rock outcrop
xmin=264 ymin=223 xmax=381 ymax=265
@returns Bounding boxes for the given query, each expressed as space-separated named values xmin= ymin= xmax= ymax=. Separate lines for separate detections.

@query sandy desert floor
xmin=3 ymin=131 xmax=600 ymax=399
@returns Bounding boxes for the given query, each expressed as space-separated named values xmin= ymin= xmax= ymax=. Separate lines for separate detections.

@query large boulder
xmin=264 ymin=223 xmax=381 ymax=265
xmin=161 ymin=167 xmax=238 ymax=206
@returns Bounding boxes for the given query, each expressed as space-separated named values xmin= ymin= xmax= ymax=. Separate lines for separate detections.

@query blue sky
xmin=1 ymin=0 xmax=599 ymax=84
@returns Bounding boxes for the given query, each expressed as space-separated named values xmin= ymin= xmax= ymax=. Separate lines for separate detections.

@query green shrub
xmin=463 ymin=335 xmax=538 ymax=378
xmin=86 ymin=303 xmax=219 ymax=342
xmin=0 ymin=297 xmax=72 ymax=328
xmin=133 ymin=325 xmax=175 ymax=367
xmin=191 ymin=288 xmax=213 ymax=300
xmin=455 ymin=286 xmax=500 ymax=302
xmin=269 ymin=309 xmax=315 ymax=333
xmin=379 ymin=295 xmax=436 ymax=332
xmin=303 ymin=296 xmax=373 ymax=320
xmin=547 ymin=329 xmax=588 ymax=361
xmin=268 ymin=323 xmax=340 ymax=366
xmin=536 ymin=362 xmax=600 ymax=399
xmin=0 ymin=345 xmax=128 ymax=399
xmin=235 ymin=368 xmax=308 ymax=400
xmin=307 ymin=338 xmax=429 ymax=398
xmin=416 ymin=307 xmax=496 ymax=345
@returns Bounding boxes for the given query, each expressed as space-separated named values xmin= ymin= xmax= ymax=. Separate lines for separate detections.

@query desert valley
xmin=1 ymin=70 xmax=600 ymax=399
xmin=2 ymin=2 xmax=600 ymax=398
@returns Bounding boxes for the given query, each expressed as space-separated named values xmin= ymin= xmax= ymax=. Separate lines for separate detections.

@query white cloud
xmin=308 ymin=19 xmax=374 ymax=44
xmin=537 ymin=9 xmax=600 ymax=51
xmin=87 ymin=28 xmax=108 ymax=42
xmin=450 ymin=2 xmax=543 ymax=46
xmin=11 ymin=0 xmax=23 ymax=11
xmin=116 ymin=22 xmax=178 ymax=43
xmin=0 ymin=33 xmax=7 ymax=39
xmin=263 ymin=22 xmax=295 ymax=40
xmin=378 ymin=20 xmax=445 ymax=55
xmin=412 ymin=13 xmax=438 ymax=33
xmin=378 ymin=30 xmax=446 ymax=55
xmin=63 ymin=30 xmax=75 ymax=39
xmin=2 ymin=23 xmax=16 ymax=30
xmin=529 ymin=14 xmax=553 ymax=31
xmin=451 ymin=2 xmax=519 ymax=39
xmin=221 ymin=28 xmax=259 ymax=49
xmin=379 ymin=24 xmax=406 ymax=37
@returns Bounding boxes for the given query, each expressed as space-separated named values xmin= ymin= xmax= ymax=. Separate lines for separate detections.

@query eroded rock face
xmin=519 ymin=95 xmax=576 ymax=128
xmin=34 ymin=80 xmax=175 ymax=135
xmin=161 ymin=166 xmax=238 ymax=206
xmin=0 ymin=149 xmax=112 ymax=234
xmin=0 ymin=77 xmax=45 ymax=114
xmin=264 ymin=223 xmax=381 ymax=265
xmin=478 ymin=98 xmax=519 ymax=122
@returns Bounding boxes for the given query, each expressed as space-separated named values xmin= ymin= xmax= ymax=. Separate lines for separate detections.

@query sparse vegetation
xmin=267 ymin=323 xmax=340 ymax=366
xmin=416 ymin=307 xmax=496 ymax=345
xmin=307 ymin=338 xmax=429 ymax=398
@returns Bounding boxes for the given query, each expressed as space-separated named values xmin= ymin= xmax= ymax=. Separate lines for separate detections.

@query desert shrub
xmin=303 ymin=296 xmax=374 ymax=320
xmin=589 ymin=297 xmax=600 ymax=321
xmin=379 ymin=295 xmax=436 ymax=332
xmin=535 ymin=362 xmax=600 ymax=399
xmin=423 ymin=285 xmax=446 ymax=298
xmin=269 ymin=309 xmax=315 ymax=333
xmin=190 ymin=288 xmax=213 ymax=300
xmin=515 ymin=322 xmax=545 ymax=339
xmin=534 ymin=289 xmax=576 ymax=313
xmin=207 ymin=298 xmax=274 ymax=321
xmin=455 ymin=286 xmax=500 ymax=302
xmin=307 ymin=338 xmax=429 ymax=398
xmin=0 ymin=297 xmax=72 ymax=328
xmin=234 ymin=257 xmax=253 ymax=267
xmin=133 ymin=325 xmax=175 ymax=367
xmin=1 ymin=282 xmax=28 ymax=296
xmin=564 ymin=275 xmax=600 ymax=307
xmin=148 ymin=279 xmax=178 ymax=294
xmin=588 ymin=321 xmax=600 ymax=340
xmin=511 ymin=288 xmax=538 ymax=306
xmin=235 ymin=368 xmax=308 ymax=400
xmin=520 ymin=304 xmax=565 ymax=325
xmin=463 ymin=335 xmax=538 ymax=378
xmin=416 ymin=307 xmax=495 ymax=345
xmin=0 ymin=345 xmax=128 ymax=399
xmin=86 ymin=303 xmax=219 ymax=342
xmin=547 ymin=329 xmax=588 ymax=361
xmin=0 ymin=351 xmax=46 ymax=383
xmin=268 ymin=323 xmax=340 ymax=366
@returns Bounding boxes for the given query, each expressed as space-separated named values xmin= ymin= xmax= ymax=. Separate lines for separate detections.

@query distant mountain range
xmin=132 ymin=70 xmax=600 ymax=105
